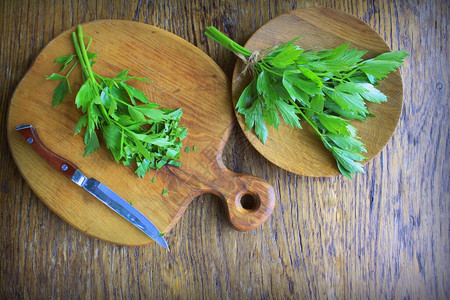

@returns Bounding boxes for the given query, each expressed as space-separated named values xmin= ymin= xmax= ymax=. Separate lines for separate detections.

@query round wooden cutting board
xmin=8 ymin=20 xmax=275 ymax=246
xmin=232 ymin=7 xmax=404 ymax=177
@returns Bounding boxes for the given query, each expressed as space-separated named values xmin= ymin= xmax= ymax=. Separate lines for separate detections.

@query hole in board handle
xmin=240 ymin=193 xmax=260 ymax=211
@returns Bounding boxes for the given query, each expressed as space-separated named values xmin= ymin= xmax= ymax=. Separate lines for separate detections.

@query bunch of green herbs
xmin=47 ymin=25 xmax=187 ymax=177
xmin=205 ymin=26 xmax=408 ymax=178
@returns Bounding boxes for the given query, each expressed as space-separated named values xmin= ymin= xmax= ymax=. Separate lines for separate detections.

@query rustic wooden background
xmin=0 ymin=0 xmax=448 ymax=298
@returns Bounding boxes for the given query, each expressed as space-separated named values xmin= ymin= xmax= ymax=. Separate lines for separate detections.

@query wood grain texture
xmin=0 ymin=0 xmax=448 ymax=299
xmin=7 ymin=20 xmax=275 ymax=245
xmin=232 ymin=7 xmax=404 ymax=177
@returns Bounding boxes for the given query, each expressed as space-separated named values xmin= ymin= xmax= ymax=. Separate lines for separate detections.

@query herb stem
xmin=298 ymin=107 xmax=334 ymax=150
xmin=50 ymin=24 xmax=187 ymax=177
xmin=205 ymin=26 xmax=251 ymax=57
xmin=66 ymin=60 xmax=78 ymax=77
xmin=287 ymin=99 xmax=333 ymax=150
xmin=98 ymin=86 xmax=134 ymax=107
xmin=120 ymin=128 xmax=124 ymax=158
xmin=76 ymin=26 xmax=97 ymax=85
xmin=261 ymin=65 xmax=283 ymax=77
xmin=322 ymin=85 xmax=335 ymax=92
xmin=72 ymin=32 xmax=88 ymax=79
xmin=73 ymin=26 xmax=112 ymax=125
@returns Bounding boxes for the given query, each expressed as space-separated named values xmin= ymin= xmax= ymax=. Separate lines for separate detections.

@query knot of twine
xmin=235 ymin=46 xmax=276 ymax=76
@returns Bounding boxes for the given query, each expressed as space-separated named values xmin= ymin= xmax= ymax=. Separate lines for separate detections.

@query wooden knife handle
xmin=15 ymin=124 xmax=78 ymax=179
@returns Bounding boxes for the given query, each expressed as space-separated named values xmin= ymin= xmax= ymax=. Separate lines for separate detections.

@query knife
xmin=15 ymin=124 xmax=169 ymax=250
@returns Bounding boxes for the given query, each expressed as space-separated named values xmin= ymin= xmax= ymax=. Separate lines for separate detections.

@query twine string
xmin=235 ymin=46 xmax=276 ymax=76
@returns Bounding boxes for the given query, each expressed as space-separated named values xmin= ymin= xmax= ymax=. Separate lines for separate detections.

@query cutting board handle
xmin=210 ymin=159 xmax=275 ymax=231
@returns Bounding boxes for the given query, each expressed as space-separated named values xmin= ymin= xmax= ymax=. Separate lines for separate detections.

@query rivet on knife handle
xmin=15 ymin=124 xmax=78 ymax=179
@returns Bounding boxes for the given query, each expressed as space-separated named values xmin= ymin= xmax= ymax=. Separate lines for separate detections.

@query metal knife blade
xmin=16 ymin=124 xmax=169 ymax=249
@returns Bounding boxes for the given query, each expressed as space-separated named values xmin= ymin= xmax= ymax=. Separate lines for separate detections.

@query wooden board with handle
xmin=232 ymin=7 xmax=404 ymax=177
xmin=7 ymin=20 xmax=275 ymax=246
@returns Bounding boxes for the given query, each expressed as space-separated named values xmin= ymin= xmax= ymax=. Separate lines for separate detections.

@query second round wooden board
xmin=232 ymin=7 xmax=404 ymax=177
xmin=8 ymin=20 xmax=275 ymax=246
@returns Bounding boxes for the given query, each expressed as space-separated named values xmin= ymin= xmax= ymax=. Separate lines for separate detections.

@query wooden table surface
xmin=0 ymin=0 xmax=448 ymax=298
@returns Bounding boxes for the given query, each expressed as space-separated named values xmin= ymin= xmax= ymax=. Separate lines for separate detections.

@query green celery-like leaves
xmin=48 ymin=25 xmax=187 ymax=177
xmin=205 ymin=26 xmax=409 ymax=178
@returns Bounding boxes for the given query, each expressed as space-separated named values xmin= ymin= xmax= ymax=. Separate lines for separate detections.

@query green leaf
xmin=102 ymin=124 xmax=122 ymax=151
xmin=52 ymin=80 xmax=68 ymax=106
xmin=115 ymin=114 xmax=135 ymax=127
xmin=275 ymin=100 xmax=301 ymax=128
xmin=263 ymin=104 xmax=280 ymax=130
xmin=243 ymin=97 xmax=268 ymax=143
xmin=114 ymin=69 xmax=151 ymax=82
xmin=310 ymin=94 xmax=324 ymax=113
xmin=75 ymin=81 xmax=95 ymax=112
xmin=236 ymin=79 xmax=257 ymax=113
xmin=272 ymin=81 xmax=292 ymax=101
xmin=297 ymin=66 xmax=323 ymax=88
xmin=331 ymin=147 xmax=365 ymax=176
xmin=329 ymin=90 xmax=368 ymax=115
xmin=331 ymin=46 xmax=366 ymax=66
xmin=305 ymin=94 xmax=324 ymax=119
xmin=358 ymin=50 xmax=409 ymax=80
xmin=176 ymin=125 xmax=188 ymax=140
xmin=334 ymin=82 xmax=369 ymax=93
xmin=87 ymin=102 xmax=101 ymax=130
xmin=156 ymin=160 xmax=166 ymax=169
xmin=256 ymin=71 xmax=277 ymax=108
xmin=282 ymin=72 xmax=310 ymax=106
xmin=83 ymin=130 xmax=100 ymax=156
xmin=54 ymin=55 xmax=71 ymax=65
xmin=166 ymin=148 xmax=179 ymax=159
xmin=283 ymin=70 xmax=322 ymax=96
xmin=128 ymin=106 xmax=146 ymax=122
xmin=375 ymin=50 xmax=410 ymax=62
xmin=100 ymin=87 xmax=118 ymax=115
xmin=316 ymin=44 xmax=349 ymax=60
xmin=126 ymin=76 xmax=152 ymax=82
xmin=255 ymin=113 xmax=268 ymax=143
xmin=270 ymin=44 xmax=303 ymax=68
xmin=86 ymin=52 xmax=98 ymax=66
xmin=137 ymin=107 xmax=166 ymax=122
xmin=121 ymin=82 xmax=150 ymax=104
xmin=134 ymin=134 xmax=173 ymax=147
xmin=74 ymin=114 xmax=88 ymax=135
xmin=108 ymin=84 xmax=129 ymax=103
xmin=317 ymin=113 xmax=350 ymax=135
xmin=46 ymin=73 xmax=66 ymax=81
xmin=54 ymin=54 xmax=76 ymax=71
xmin=139 ymin=103 xmax=160 ymax=109
xmin=346 ymin=124 xmax=358 ymax=137
xmin=114 ymin=69 xmax=130 ymax=81
xmin=306 ymin=46 xmax=366 ymax=74
xmin=136 ymin=158 xmax=150 ymax=178
xmin=358 ymin=83 xmax=387 ymax=103
xmin=168 ymin=160 xmax=181 ymax=167
xmin=325 ymin=133 xmax=366 ymax=153
xmin=133 ymin=137 xmax=152 ymax=161
xmin=323 ymin=96 xmax=366 ymax=120
xmin=273 ymin=36 xmax=302 ymax=51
